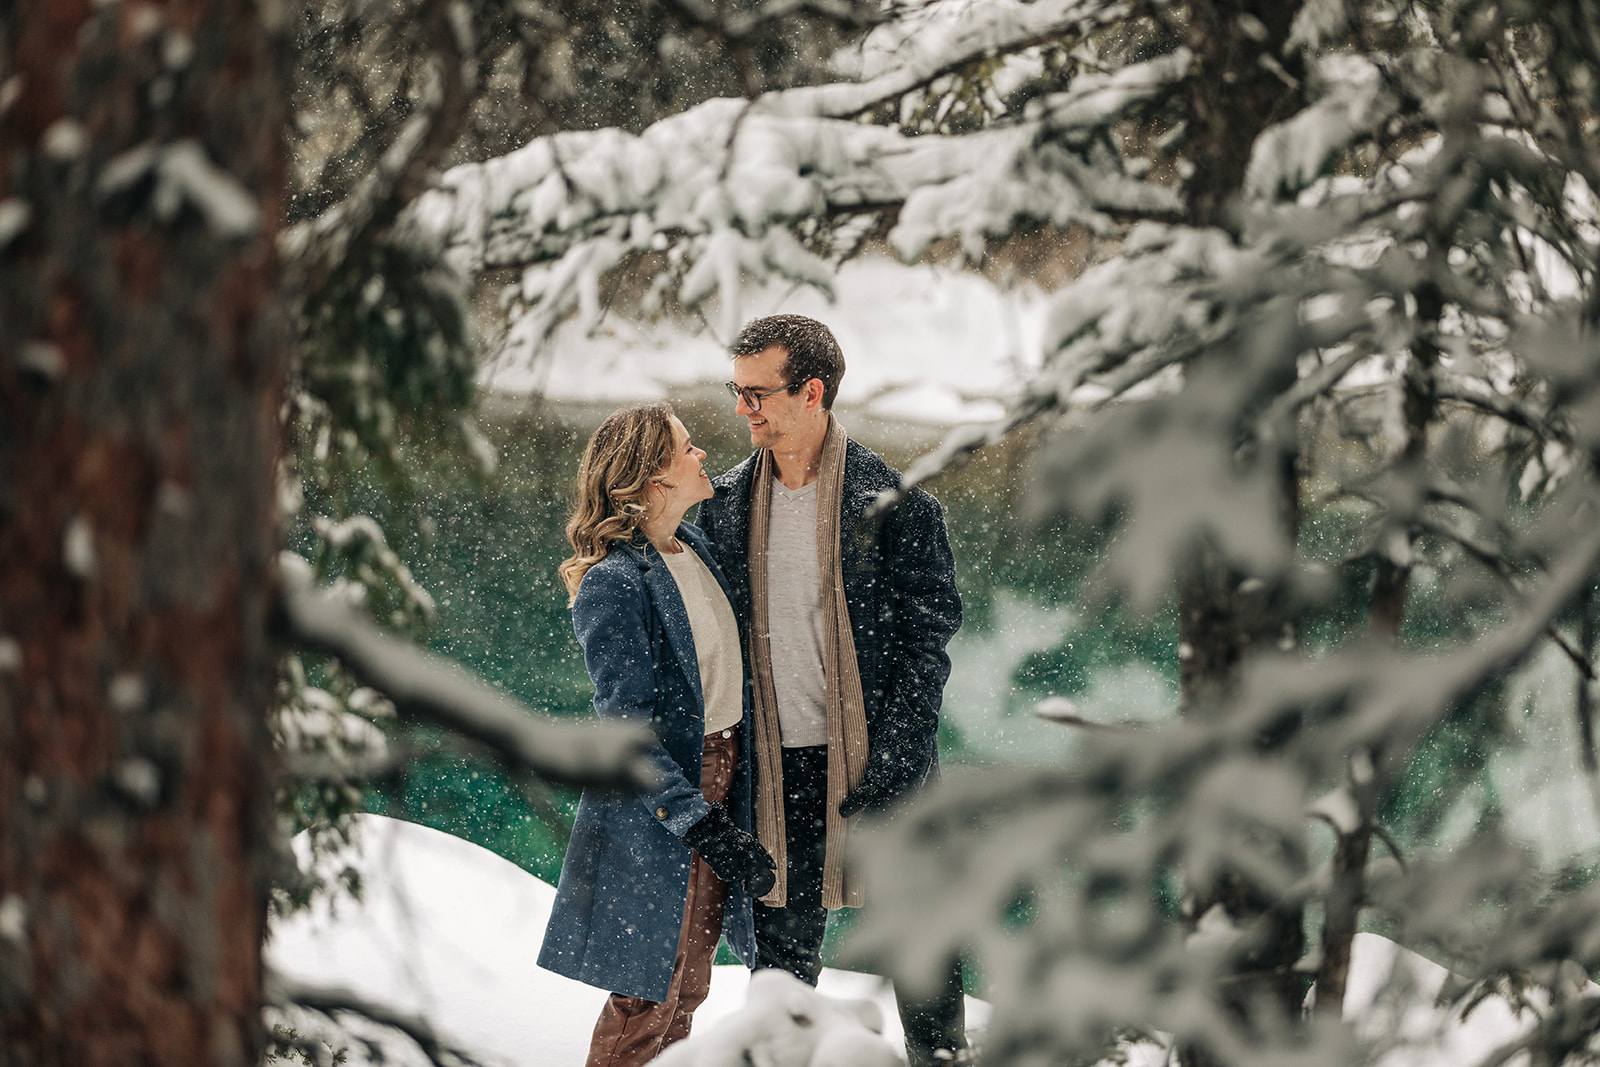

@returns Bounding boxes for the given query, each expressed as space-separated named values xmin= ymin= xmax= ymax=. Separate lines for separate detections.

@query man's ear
xmin=802 ymin=377 xmax=825 ymax=411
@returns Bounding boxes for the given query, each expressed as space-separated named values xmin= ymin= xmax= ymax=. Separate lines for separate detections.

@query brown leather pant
xmin=585 ymin=729 xmax=737 ymax=1067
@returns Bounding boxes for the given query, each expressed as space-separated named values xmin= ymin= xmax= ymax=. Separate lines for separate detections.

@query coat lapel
xmin=838 ymin=442 xmax=892 ymax=573
xmin=684 ymin=525 xmax=736 ymax=608
xmin=715 ymin=458 xmax=755 ymax=569
xmin=621 ymin=539 xmax=705 ymax=719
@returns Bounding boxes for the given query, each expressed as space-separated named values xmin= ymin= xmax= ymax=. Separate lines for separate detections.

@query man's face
xmin=731 ymin=345 xmax=807 ymax=450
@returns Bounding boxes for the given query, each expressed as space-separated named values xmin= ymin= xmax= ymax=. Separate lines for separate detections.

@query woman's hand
xmin=683 ymin=805 xmax=777 ymax=897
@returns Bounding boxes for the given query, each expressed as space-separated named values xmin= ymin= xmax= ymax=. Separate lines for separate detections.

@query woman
xmin=538 ymin=401 xmax=777 ymax=1067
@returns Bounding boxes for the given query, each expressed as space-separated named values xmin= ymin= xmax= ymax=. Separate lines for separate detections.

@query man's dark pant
xmin=754 ymin=745 xmax=967 ymax=1067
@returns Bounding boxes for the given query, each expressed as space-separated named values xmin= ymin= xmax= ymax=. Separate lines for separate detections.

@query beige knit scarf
xmin=747 ymin=413 xmax=868 ymax=909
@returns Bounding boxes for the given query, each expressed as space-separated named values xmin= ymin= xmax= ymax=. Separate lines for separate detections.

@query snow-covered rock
xmin=653 ymin=968 xmax=898 ymax=1067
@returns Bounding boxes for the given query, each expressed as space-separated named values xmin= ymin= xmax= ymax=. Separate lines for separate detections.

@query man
xmin=696 ymin=314 xmax=966 ymax=1066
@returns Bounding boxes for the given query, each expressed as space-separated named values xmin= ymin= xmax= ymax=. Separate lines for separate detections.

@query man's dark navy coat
xmin=697 ymin=437 xmax=962 ymax=800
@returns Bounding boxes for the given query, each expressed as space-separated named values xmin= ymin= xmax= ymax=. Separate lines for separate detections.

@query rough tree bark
xmin=0 ymin=2 xmax=288 ymax=1064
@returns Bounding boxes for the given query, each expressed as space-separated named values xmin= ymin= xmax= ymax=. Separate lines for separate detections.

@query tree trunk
xmin=0 ymin=3 xmax=287 ymax=1064
xmin=1173 ymin=0 xmax=1310 ymax=1058
xmin=1316 ymin=281 xmax=1442 ymax=1019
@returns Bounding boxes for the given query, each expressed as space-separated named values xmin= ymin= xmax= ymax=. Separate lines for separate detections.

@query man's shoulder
xmin=703 ymin=452 xmax=760 ymax=526
xmin=842 ymin=437 xmax=900 ymax=492
xmin=841 ymin=436 xmax=949 ymax=539
xmin=709 ymin=451 xmax=761 ymax=493
xmin=843 ymin=437 xmax=944 ymax=508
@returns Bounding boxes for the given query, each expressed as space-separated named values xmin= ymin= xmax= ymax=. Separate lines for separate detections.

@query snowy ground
xmin=269 ymin=814 xmax=1556 ymax=1067
xmin=267 ymin=814 xmax=991 ymax=1066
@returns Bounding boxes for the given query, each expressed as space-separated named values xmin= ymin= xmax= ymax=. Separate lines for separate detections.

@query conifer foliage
xmin=8 ymin=0 xmax=1600 ymax=1064
xmin=415 ymin=1 xmax=1600 ymax=1063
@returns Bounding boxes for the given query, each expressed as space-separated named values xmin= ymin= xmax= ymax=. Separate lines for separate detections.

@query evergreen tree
xmin=415 ymin=0 xmax=1600 ymax=1062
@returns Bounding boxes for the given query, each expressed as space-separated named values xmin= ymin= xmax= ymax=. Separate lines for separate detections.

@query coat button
xmin=721 ymin=728 xmax=732 ymax=739
xmin=656 ymin=807 xmax=669 ymax=820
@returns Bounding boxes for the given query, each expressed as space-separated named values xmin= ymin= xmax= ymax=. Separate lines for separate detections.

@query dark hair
xmin=730 ymin=314 xmax=845 ymax=409
xmin=558 ymin=401 xmax=676 ymax=601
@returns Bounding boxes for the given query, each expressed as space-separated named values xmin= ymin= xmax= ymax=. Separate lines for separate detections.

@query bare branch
xmin=1579 ymin=582 xmax=1597 ymax=772
xmin=871 ymin=387 xmax=1053 ymax=509
xmin=283 ymin=0 xmax=476 ymax=293
xmin=659 ymin=0 xmax=888 ymax=48
xmin=1413 ymin=513 xmax=1597 ymax=680
xmin=1372 ymin=823 xmax=1407 ymax=871
xmin=1033 ymin=697 xmax=1148 ymax=730
xmin=1435 ymin=376 xmax=1558 ymax=440
xmin=270 ymin=974 xmax=486 ymax=1067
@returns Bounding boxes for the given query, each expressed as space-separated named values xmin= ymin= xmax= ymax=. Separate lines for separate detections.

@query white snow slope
xmin=268 ymin=814 xmax=1555 ymax=1067
xmin=267 ymin=814 xmax=989 ymax=1066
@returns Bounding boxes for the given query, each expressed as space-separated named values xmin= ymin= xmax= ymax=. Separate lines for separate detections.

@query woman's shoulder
xmin=574 ymin=545 xmax=648 ymax=603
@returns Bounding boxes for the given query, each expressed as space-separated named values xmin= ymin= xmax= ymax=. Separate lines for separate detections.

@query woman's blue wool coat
xmin=537 ymin=522 xmax=757 ymax=1002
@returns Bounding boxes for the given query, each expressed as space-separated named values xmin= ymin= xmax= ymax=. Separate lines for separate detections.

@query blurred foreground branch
xmin=277 ymin=559 xmax=657 ymax=792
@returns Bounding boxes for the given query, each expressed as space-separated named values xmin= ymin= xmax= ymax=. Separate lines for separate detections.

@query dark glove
xmin=683 ymin=804 xmax=777 ymax=898
xmin=838 ymin=774 xmax=899 ymax=819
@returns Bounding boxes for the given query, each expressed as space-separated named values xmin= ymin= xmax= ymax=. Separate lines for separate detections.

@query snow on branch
xmin=97 ymin=139 xmax=260 ymax=237
xmin=756 ymin=0 xmax=1125 ymax=120
xmin=403 ymin=99 xmax=901 ymax=285
xmin=1028 ymin=49 xmax=1193 ymax=135
xmin=1245 ymin=54 xmax=1398 ymax=201
xmin=402 ymin=40 xmax=1183 ymax=364
xmin=873 ymin=387 xmax=1054 ymax=507
xmin=1234 ymin=523 xmax=1600 ymax=760
xmin=277 ymin=558 xmax=658 ymax=792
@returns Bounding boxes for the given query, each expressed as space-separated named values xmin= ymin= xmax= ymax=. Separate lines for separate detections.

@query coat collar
xmin=711 ymin=437 xmax=899 ymax=536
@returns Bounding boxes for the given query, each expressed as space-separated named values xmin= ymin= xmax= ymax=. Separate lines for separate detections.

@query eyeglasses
xmin=724 ymin=380 xmax=799 ymax=413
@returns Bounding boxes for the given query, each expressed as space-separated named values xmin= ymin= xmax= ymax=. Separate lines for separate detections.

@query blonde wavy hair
xmin=558 ymin=401 xmax=678 ymax=601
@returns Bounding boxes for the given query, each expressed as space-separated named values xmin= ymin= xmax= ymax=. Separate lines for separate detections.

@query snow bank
xmin=267 ymin=814 xmax=1560 ymax=1067
xmin=266 ymin=814 xmax=988 ymax=1066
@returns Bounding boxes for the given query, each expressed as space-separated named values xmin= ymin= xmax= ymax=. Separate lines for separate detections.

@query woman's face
xmin=652 ymin=415 xmax=713 ymax=514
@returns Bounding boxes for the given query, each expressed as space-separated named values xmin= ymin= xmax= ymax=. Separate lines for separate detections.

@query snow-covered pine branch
xmin=756 ymin=0 xmax=1129 ymax=121
xmin=402 ymin=40 xmax=1185 ymax=362
xmin=847 ymin=526 xmax=1600 ymax=1065
xmin=278 ymin=556 xmax=658 ymax=792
